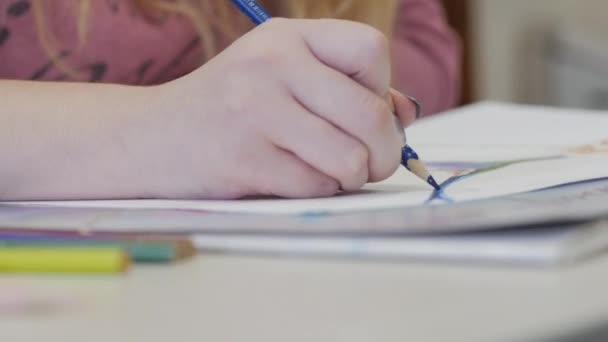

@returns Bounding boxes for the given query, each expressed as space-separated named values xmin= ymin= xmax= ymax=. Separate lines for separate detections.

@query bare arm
xmin=0 ymin=19 xmax=417 ymax=201
xmin=0 ymin=80 xmax=156 ymax=200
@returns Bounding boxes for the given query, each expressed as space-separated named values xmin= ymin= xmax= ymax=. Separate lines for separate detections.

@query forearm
xmin=0 ymin=80 xmax=157 ymax=200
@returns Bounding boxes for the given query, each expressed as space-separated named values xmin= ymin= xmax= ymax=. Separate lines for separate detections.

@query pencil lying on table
xmin=0 ymin=247 xmax=130 ymax=274
xmin=0 ymin=237 xmax=196 ymax=263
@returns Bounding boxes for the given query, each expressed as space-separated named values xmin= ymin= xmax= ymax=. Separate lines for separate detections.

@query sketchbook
xmin=2 ymin=181 xmax=608 ymax=266
xmin=9 ymin=102 xmax=608 ymax=215
xmin=1 ymin=179 xmax=608 ymax=235
xmin=192 ymin=220 xmax=608 ymax=267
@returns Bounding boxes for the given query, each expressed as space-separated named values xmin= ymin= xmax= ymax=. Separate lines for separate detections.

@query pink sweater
xmin=0 ymin=0 xmax=461 ymax=114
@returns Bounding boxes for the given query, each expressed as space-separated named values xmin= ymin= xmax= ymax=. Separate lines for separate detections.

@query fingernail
xmin=406 ymin=95 xmax=423 ymax=119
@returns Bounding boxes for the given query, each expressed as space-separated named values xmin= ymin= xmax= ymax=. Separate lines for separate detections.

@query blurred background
xmin=441 ymin=0 xmax=608 ymax=110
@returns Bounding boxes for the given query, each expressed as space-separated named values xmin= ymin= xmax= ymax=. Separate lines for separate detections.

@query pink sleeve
xmin=391 ymin=0 xmax=462 ymax=115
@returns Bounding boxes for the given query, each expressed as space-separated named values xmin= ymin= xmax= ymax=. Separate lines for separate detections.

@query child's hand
xmin=144 ymin=19 xmax=414 ymax=199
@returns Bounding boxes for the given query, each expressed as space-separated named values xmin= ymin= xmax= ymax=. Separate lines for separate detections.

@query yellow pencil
xmin=0 ymin=247 xmax=130 ymax=273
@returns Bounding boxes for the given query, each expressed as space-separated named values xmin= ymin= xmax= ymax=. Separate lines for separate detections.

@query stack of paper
xmin=3 ymin=102 xmax=608 ymax=266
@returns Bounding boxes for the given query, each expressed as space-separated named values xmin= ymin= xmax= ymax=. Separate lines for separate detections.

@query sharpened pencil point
xmin=427 ymin=176 xmax=441 ymax=191
xmin=402 ymin=145 xmax=441 ymax=191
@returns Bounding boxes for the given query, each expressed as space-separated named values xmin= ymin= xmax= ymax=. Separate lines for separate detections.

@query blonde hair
xmin=31 ymin=0 xmax=397 ymax=81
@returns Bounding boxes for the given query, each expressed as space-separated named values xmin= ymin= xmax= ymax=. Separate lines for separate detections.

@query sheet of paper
xmin=3 ymin=180 xmax=608 ymax=236
xmin=409 ymin=101 xmax=608 ymax=149
xmin=9 ymin=102 xmax=608 ymax=214
xmin=9 ymin=170 xmax=430 ymax=214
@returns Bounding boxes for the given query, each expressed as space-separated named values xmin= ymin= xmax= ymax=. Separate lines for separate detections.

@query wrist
xmin=104 ymin=84 xmax=170 ymax=198
xmin=119 ymin=82 xmax=204 ymax=198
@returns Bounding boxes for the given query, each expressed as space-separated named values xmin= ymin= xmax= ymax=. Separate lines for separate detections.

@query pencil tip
xmin=427 ymin=176 xmax=441 ymax=191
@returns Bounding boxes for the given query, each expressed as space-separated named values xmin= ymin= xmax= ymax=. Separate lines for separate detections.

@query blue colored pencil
xmin=401 ymin=145 xmax=441 ymax=190
xmin=230 ymin=0 xmax=440 ymax=191
xmin=230 ymin=0 xmax=272 ymax=24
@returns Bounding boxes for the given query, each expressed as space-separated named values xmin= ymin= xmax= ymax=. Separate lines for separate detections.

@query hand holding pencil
xmin=145 ymin=15 xmax=417 ymax=198
xmin=231 ymin=0 xmax=440 ymax=191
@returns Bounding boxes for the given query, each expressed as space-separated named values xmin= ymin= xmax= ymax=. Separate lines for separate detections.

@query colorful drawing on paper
xmin=420 ymin=139 xmax=608 ymax=203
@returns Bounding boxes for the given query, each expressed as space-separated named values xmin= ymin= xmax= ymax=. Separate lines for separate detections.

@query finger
xmin=285 ymin=18 xmax=392 ymax=96
xmin=246 ymin=143 xmax=340 ymax=198
xmin=391 ymin=88 xmax=418 ymax=127
xmin=286 ymin=60 xmax=402 ymax=182
xmin=266 ymin=98 xmax=369 ymax=192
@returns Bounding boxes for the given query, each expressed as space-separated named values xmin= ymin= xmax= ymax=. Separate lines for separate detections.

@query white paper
xmin=409 ymin=102 xmax=608 ymax=148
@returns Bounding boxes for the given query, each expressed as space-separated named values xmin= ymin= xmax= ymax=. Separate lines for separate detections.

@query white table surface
xmin=3 ymin=254 xmax=608 ymax=342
